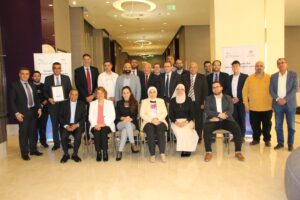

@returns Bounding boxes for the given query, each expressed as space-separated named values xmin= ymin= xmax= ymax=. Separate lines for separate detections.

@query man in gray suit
xmin=270 ymin=58 xmax=298 ymax=151
xmin=203 ymin=81 xmax=244 ymax=162
xmin=115 ymin=62 xmax=141 ymax=102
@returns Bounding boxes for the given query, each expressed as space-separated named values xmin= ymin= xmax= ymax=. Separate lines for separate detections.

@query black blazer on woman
xmin=115 ymin=99 xmax=139 ymax=130
xmin=169 ymin=97 xmax=194 ymax=123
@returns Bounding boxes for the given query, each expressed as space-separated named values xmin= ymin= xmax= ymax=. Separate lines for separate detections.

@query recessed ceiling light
xmin=72 ymin=1 xmax=77 ymax=5
xmin=85 ymin=14 xmax=89 ymax=17
xmin=106 ymin=1 xmax=111 ymax=3
xmin=120 ymin=24 xmax=123 ymax=27
xmin=48 ymin=4 xmax=53 ymax=7
xmin=163 ymin=22 xmax=167 ymax=25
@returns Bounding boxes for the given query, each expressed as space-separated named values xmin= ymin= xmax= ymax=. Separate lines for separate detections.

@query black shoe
xmin=265 ymin=141 xmax=271 ymax=147
xmin=274 ymin=143 xmax=284 ymax=150
xmin=250 ymin=140 xmax=259 ymax=145
xmin=103 ymin=150 xmax=109 ymax=162
xmin=41 ymin=142 xmax=49 ymax=148
xmin=21 ymin=155 xmax=30 ymax=161
xmin=52 ymin=145 xmax=60 ymax=151
xmin=96 ymin=152 xmax=102 ymax=162
xmin=181 ymin=152 xmax=186 ymax=157
xmin=67 ymin=143 xmax=73 ymax=149
xmin=30 ymin=151 xmax=43 ymax=156
xmin=71 ymin=155 xmax=82 ymax=162
xmin=185 ymin=152 xmax=191 ymax=157
xmin=288 ymin=144 xmax=294 ymax=152
xmin=116 ymin=151 xmax=122 ymax=161
xmin=60 ymin=154 xmax=70 ymax=163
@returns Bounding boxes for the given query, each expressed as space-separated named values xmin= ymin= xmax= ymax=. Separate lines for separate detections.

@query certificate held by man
xmin=52 ymin=86 xmax=65 ymax=102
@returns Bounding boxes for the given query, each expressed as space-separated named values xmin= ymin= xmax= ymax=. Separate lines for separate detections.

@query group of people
xmin=10 ymin=54 xmax=298 ymax=164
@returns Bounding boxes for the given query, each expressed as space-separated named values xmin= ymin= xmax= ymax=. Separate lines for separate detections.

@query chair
xmin=212 ymin=129 xmax=232 ymax=154
xmin=113 ymin=129 xmax=141 ymax=154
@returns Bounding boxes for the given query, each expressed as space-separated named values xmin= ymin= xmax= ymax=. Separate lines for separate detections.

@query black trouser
xmin=193 ymin=102 xmax=204 ymax=139
xmin=18 ymin=108 xmax=38 ymax=156
xmin=91 ymin=126 xmax=111 ymax=152
xmin=233 ymin=101 xmax=246 ymax=138
xmin=249 ymin=110 xmax=272 ymax=142
xmin=85 ymin=103 xmax=90 ymax=140
xmin=48 ymin=103 xmax=61 ymax=147
xmin=143 ymin=123 xmax=167 ymax=156
xmin=36 ymin=105 xmax=48 ymax=144
xmin=61 ymin=127 xmax=82 ymax=156
xmin=203 ymin=120 xmax=242 ymax=152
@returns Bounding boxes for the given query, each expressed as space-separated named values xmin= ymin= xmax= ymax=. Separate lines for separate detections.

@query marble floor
xmin=1 ymin=116 xmax=299 ymax=200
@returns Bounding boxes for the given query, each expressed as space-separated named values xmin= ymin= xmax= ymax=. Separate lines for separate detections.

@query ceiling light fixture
xmin=72 ymin=1 xmax=77 ymax=5
xmin=113 ymin=0 xmax=156 ymax=12
xmin=134 ymin=40 xmax=152 ymax=46
xmin=48 ymin=4 xmax=53 ymax=7
xmin=106 ymin=1 xmax=111 ymax=4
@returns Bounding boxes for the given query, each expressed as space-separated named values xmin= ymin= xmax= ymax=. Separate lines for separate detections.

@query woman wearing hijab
xmin=115 ymin=86 xmax=139 ymax=161
xmin=140 ymin=86 xmax=168 ymax=163
xmin=169 ymin=84 xmax=199 ymax=157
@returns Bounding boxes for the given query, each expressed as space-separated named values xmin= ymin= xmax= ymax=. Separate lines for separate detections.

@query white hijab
xmin=172 ymin=84 xmax=186 ymax=104
xmin=147 ymin=86 xmax=158 ymax=101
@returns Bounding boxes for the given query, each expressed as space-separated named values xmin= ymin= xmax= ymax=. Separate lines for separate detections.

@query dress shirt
xmin=20 ymin=80 xmax=35 ymax=108
xmin=277 ymin=71 xmax=287 ymax=99
xmin=54 ymin=75 xmax=61 ymax=86
xmin=70 ymin=101 xmax=77 ymax=124
xmin=84 ymin=66 xmax=93 ymax=91
xmin=97 ymin=71 xmax=118 ymax=98
xmin=213 ymin=72 xmax=220 ymax=82
xmin=214 ymin=95 xmax=222 ymax=113
xmin=231 ymin=74 xmax=240 ymax=98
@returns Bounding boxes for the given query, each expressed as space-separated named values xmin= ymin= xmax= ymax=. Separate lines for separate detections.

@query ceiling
xmin=69 ymin=0 xmax=300 ymax=56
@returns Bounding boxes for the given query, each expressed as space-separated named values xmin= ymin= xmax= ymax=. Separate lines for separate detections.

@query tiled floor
xmin=1 ymin=116 xmax=299 ymax=200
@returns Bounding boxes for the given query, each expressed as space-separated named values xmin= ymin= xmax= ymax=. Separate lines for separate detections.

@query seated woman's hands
xmin=121 ymin=116 xmax=132 ymax=123
xmin=175 ymin=120 xmax=188 ymax=127
xmin=151 ymin=118 xmax=161 ymax=126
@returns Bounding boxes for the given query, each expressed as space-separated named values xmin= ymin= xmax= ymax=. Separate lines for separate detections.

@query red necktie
xmin=86 ymin=68 xmax=91 ymax=94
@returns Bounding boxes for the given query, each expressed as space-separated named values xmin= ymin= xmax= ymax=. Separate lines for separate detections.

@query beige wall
xmin=128 ymin=55 xmax=165 ymax=71
xmin=53 ymin=0 xmax=71 ymax=52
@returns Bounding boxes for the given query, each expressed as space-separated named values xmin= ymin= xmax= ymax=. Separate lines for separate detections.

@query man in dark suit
xmin=32 ymin=71 xmax=49 ymax=148
xmin=182 ymin=62 xmax=208 ymax=142
xmin=44 ymin=62 xmax=72 ymax=151
xmin=74 ymin=53 xmax=99 ymax=143
xmin=158 ymin=61 xmax=181 ymax=103
xmin=207 ymin=60 xmax=230 ymax=95
xmin=138 ymin=62 xmax=159 ymax=100
xmin=229 ymin=60 xmax=248 ymax=141
xmin=131 ymin=59 xmax=144 ymax=77
xmin=59 ymin=89 xmax=86 ymax=163
xmin=203 ymin=81 xmax=244 ymax=162
xmin=10 ymin=67 xmax=43 ymax=160
xmin=175 ymin=59 xmax=188 ymax=78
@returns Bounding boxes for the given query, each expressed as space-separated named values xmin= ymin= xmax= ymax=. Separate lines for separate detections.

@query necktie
xmin=86 ymin=68 xmax=92 ymax=94
xmin=165 ymin=74 xmax=169 ymax=98
xmin=188 ymin=75 xmax=195 ymax=101
xmin=56 ymin=76 xmax=60 ymax=85
xmin=24 ymin=83 xmax=33 ymax=107
xmin=145 ymin=74 xmax=149 ymax=89
xmin=214 ymin=73 xmax=219 ymax=82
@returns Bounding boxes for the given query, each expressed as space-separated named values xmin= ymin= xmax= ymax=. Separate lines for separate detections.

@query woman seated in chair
xmin=169 ymin=84 xmax=199 ymax=157
xmin=115 ymin=86 xmax=139 ymax=161
xmin=140 ymin=86 xmax=168 ymax=163
xmin=89 ymin=87 xmax=115 ymax=162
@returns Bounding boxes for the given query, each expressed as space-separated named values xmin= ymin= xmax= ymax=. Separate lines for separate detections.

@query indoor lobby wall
xmin=128 ymin=55 xmax=165 ymax=70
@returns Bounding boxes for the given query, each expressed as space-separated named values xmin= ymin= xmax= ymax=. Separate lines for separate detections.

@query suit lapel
xmin=17 ymin=81 xmax=28 ymax=103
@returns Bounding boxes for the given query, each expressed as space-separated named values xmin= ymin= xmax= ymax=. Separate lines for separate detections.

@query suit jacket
xmin=138 ymin=72 xmax=159 ymax=100
xmin=176 ymin=69 xmax=189 ymax=80
xmin=204 ymin=94 xmax=234 ymax=122
xmin=140 ymin=98 xmax=168 ymax=130
xmin=89 ymin=99 xmax=116 ymax=132
xmin=115 ymin=74 xmax=141 ymax=102
xmin=74 ymin=66 xmax=99 ymax=102
xmin=158 ymin=72 xmax=181 ymax=101
xmin=44 ymin=74 xmax=72 ymax=101
xmin=59 ymin=100 xmax=86 ymax=132
xmin=182 ymin=72 xmax=208 ymax=106
xmin=270 ymin=71 xmax=298 ymax=109
xmin=207 ymin=72 xmax=230 ymax=95
xmin=229 ymin=73 xmax=248 ymax=102
xmin=10 ymin=81 xmax=41 ymax=116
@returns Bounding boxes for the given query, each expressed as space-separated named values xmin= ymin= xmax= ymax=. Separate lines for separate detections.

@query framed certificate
xmin=52 ymin=86 xmax=65 ymax=102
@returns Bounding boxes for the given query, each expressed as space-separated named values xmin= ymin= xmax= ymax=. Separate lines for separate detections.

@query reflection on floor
xmin=1 ymin=116 xmax=299 ymax=200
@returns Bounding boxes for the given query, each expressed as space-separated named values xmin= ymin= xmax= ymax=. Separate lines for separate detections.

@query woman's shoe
xmin=149 ymin=155 xmax=156 ymax=163
xmin=160 ymin=154 xmax=166 ymax=163
xmin=116 ymin=151 xmax=122 ymax=161
xmin=131 ymin=144 xmax=140 ymax=153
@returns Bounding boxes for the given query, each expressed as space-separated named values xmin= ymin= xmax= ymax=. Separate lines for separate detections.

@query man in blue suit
xmin=270 ymin=58 xmax=298 ymax=151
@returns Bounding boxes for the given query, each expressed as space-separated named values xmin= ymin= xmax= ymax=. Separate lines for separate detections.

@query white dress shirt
xmin=214 ymin=95 xmax=222 ymax=113
xmin=231 ymin=74 xmax=240 ymax=98
xmin=165 ymin=71 xmax=172 ymax=85
xmin=54 ymin=75 xmax=61 ymax=86
xmin=277 ymin=71 xmax=287 ymax=98
xmin=213 ymin=72 xmax=220 ymax=82
xmin=97 ymin=71 xmax=119 ymax=98
xmin=70 ymin=101 xmax=77 ymax=124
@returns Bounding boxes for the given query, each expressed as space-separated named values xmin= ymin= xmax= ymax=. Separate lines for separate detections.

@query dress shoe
xmin=204 ymin=153 xmax=212 ymax=162
xmin=149 ymin=155 xmax=156 ymax=163
xmin=67 ymin=143 xmax=73 ymax=149
xmin=21 ymin=155 xmax=30 ymax=161
xmin=103 ymin=151 xmax=109 ymax=162
xmin=116 ymin=151 xmax=122 ymax=161
xmin=274 ymin=143 xmax=284 ymax=150
xmin=30 ymin=151 xmax=43 ymax=156
xmin=52 ymin=145 xmax=60 ymax=151
xmin=181 ymin=151 xmax=186 ymax=157
xmin=288 ymin=144 xmax=294 ymax=152
xmin=96 ymin=152 xmax=102 ymax=162
xmin=185 ymin=152 xmax=191 ymax=157
xmin=71 ymin=155 xmax=82 ymax=162
xmin=250 ymin=140 xmax=259 ymax=145
xmin=235 ymin=152 xmax=245 ymax=161
xmin=160 ymin=154 xmax=166 ymax=162
xmin=60 ymin=154 xmax=70 ymax=163
xmin=131 ymin=144 xmax=139 ymax=153
xmin=41 ymin=142 xmax=49 ymax=148
xmin=265 ymin=141 xmax=271 ymax=147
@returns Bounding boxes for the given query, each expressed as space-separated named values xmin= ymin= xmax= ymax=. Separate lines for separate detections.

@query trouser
xmin=143 ymin=123 xmax=167 ymax=156
xmin=117 ymin=121 xmax=136 ymax=152
xmin=61 ymin=127 xmax=82 ymax=155
xmin=85 ymin=103 xmax=90 ymax=140
xmin=232 ymin=101 xmax=246 ymax=138
xmin=91 ymin=126 xmax=111 ymax=152
xmin=274 ymin=104 xmax=296 ymax=145
xmin=18 ymin=108 xmax=38 ymax=155
xmin=48 ymin=103 xmax=61 ymax=147
xmin=203 ymin=120 xmax=242 ymax=152
xmin=249 ymin=110 xmax=272 ymax=142
xmin=193 ymin=102 xmax=204 ymax=139
xmin=36 ymin=105 xmax=48 ymax=144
